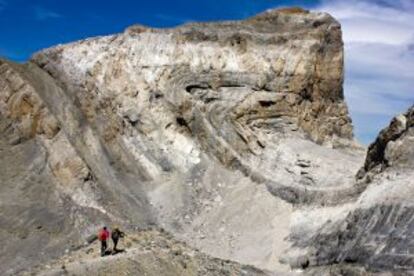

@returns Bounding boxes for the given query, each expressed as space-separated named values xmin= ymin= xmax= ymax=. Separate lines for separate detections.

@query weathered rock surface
xmin=0 ymin=7 xmax=412 ymax=276
xmin=359 ymin=106 xmax=414 ymax=178
xmin=289 ymin=106 xmax=414 ymax=274
xmin=31 ymin=7 xmax=360 ymax=207
xmin=30 ymin=229 xmax=271 ymax=276
xmin=0 ymin=59 xmax=155 ymax=276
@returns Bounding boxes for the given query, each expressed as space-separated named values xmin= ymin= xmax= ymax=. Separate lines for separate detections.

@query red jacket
xmin=98 ymin=229 xmax=110 ymax=241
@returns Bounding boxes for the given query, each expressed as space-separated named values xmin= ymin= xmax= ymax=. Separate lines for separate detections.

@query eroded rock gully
xmin=0 ymin=7 xmax=413 ymax=276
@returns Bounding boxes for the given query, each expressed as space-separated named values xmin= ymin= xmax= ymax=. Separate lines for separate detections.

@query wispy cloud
xmin=315 ymin=0 xmax=414 ymax=144
xmin=34 ymin=6 xmax=63 ymax=21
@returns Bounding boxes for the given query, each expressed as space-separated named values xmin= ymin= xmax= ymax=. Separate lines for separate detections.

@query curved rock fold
xmin=0 ymin=8 xmax=413 ymax=276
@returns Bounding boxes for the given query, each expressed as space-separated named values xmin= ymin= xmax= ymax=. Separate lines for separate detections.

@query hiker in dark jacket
xmin=111 ymin=227 xmax=125 ymax=252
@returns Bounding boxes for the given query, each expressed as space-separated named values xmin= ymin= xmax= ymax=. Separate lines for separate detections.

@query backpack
xmin=98 ymin=229 xmax=108 ymax=241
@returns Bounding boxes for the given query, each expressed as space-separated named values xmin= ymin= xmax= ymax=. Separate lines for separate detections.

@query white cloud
xmin=34 ymin=6 xmax=63 ymax=21
xmin=314 ymin=0 xmax=414 ymax=144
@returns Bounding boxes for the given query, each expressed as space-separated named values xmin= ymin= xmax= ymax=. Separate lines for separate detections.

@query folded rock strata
xmin=0 ymin=7 xmax=412 ymax=276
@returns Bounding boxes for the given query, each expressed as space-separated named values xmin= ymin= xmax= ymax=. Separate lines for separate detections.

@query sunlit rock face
xmin=32 ymin=8 xmax=356 ymax=205
xmin=35 ymin=7 xmax=352 ymax=149
xmin=1 ymin=7 xmax=413 ymax=276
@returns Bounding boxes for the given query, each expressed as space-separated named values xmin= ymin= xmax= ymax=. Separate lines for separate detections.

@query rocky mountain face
xmin=290 ymin=106 xmax=414 ymax=274
xmin=0 ymin=7 xmax=412 ymax=275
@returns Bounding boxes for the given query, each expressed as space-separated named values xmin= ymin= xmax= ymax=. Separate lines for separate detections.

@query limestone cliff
xmin=0 ymin=7 xmax=412 ymax=276
xmin=30 ymin=8 xmax=358 ymax=207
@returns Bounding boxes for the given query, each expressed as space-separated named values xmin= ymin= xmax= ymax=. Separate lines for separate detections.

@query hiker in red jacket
xmin=98 ymin=226 xmax=110 ymax=257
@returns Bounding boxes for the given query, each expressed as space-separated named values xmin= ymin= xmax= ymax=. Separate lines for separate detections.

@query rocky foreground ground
xmin=27 ymin=229 xmax=271 ymax=276
xmin=0 ymin=7 xmax=413 ymax=276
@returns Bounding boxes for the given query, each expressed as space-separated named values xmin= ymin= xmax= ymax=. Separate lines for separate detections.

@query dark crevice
xmin=257 ymin=140 xmax=265 ymax=148
xmin=230 ymin=37 xmax=243 ymax=47
xmin=176 ymin=117 xmax=187 ymax=127
xmin=204 ymin=97 xmax=219 ymax=103
xmin=185 ymin=83 xmax=210 ymax=93
xmin=124 ymin=115 xmax=139 ymax=127
xmin=83 ymin=171 xmax=95 ymax=182
xmin=312 ymin=20 xmax=324 ymax=28
xmin=186 ymin=83 xmax=247 ymax=94
xmin=176 ymin=117 xmax=192 ymax=133
xmin=252 ymin=84 xmax=272 ymax=92
xmin=218 ymin=84 xmax=245 ymax=89
xmin=258 ymin=100 xmax=276 ymax=107
xmin=300 ymin=88 xmax=313 ymax=101
xmin=301 ymin=259 xmax=310 ymax=269
xmin=149 ymin=92 xmax=163 ymax=102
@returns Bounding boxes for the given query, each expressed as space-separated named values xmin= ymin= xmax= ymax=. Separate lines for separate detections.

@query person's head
xmin=103 ymin=226 xmax=107 ymax=230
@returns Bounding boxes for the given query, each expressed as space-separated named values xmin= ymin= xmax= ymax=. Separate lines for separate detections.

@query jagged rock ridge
xmin=289 ymin=105 xmax=414 ymax=274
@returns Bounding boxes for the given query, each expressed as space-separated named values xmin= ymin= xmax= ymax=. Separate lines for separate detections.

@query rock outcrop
xmin=359 ymin=106 xmax=414 ymax=179
xmin=0 ymin=7 xmax=412 ymax=276
xmin=289 ymin=106 xmax=414 ymax=274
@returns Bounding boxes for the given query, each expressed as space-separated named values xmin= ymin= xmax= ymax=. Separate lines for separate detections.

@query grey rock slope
xmin=0 ymin=7 xmax=412 ymax=276
xmin=0 ymin=59 xmax=155 ymax=275
xmin=290 ymin=106 xmax=414 ymax=274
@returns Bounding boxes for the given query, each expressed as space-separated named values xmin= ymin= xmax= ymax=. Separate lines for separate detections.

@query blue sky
xmin=0 ymin=0 xmax=413 ymax=145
